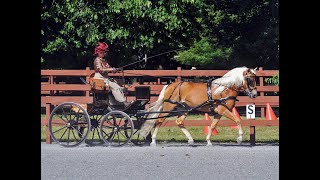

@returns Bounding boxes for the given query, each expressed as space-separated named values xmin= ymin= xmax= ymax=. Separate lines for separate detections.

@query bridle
xmin=213 ymin=74 xmax=257 ymax=95
xmin=242 ymin=74 xmax=257 ymax=95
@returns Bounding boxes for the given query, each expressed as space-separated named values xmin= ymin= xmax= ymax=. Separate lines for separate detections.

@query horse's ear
xmin=254 ymin=67 xmax=258 ymax=71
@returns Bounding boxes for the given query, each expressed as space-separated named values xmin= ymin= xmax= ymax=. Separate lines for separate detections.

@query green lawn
xmin=41 ymin=114 xmax=279 ymax=143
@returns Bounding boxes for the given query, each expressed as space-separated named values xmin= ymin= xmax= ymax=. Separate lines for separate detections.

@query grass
xmin=41 ymin=114 xmax=279 ymax=143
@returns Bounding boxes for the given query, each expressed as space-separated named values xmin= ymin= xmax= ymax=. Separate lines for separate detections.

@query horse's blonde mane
xmin=212 ymin=66 xmax=249 ymax=95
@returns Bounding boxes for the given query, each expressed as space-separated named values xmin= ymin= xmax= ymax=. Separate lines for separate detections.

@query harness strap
xmin=207 ymin=78 xmax=215 ymax=111
xmin=207 ymin=78 xmax=214 ymax=101
xmin=210 ymin=96 xmax=239 ymax=103
xmin=164 ymin=99 xmax=191 ymax=110
xmin=166 ymin=81 xmax=184 ymax=101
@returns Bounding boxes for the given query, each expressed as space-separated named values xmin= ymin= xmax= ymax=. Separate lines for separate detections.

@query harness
xmin=164 ymin=79 xmax=239 ymax=114
xmin=164 ymin=82 xmax=190 ymax=110
xmin=207 ymin=78 xmax=216 ymax=111
xmin=207 ymin=78 xmax=214 ymax=101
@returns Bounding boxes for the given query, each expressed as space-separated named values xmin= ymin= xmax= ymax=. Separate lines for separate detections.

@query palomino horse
xmin=139 ymin=66 xmax=258 ymax=146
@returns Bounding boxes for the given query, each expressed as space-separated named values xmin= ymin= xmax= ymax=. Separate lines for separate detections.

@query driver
xmin=93 ymin=42 xmax=132 ymax=109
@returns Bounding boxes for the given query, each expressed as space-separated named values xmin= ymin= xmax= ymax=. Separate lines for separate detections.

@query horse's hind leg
xmin=176 ymin=114 xmax=194 ymax=145
xmin=150 ymin=119 xmax=164 ymax=147
xmin=206 ymin=114 xmax=221 ymax=146
xmin=150 ymin=102 xmax=177 ymax=147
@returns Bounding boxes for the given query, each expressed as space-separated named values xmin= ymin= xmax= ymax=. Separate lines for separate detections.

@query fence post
xmin=259 ymin=67 xmax=265 ymax=117
xmin=46 ymin=103 xmax=52 ymax=144
xmin=50 ymin=75 xmax=54 ymax=96
xmin=177 ymin=67 xmax=182 ymax=82
xmin=250 ymin=126 xmax=256 ymax=145
xmin=86 ymin=67 xmax=90 ymax=98
xmin=249 ymin=102 xmax=256 ymax=146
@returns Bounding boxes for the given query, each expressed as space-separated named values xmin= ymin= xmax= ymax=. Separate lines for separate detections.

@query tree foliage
xmin=175 ymin=38 xmax=232 ymax=68
xmin=41 ymin=0 xmax=278 ymax=70
xmin=265 ymin=74 xmax=279 ymax=85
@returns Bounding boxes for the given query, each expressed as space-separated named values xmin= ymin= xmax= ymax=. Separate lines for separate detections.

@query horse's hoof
xmin=237 ymin=137 xmax=242 ymax=144
xmin=150 ymin=142 xmax=157 ymax=147
xmin=188 ymin=139 xmax=194 ymax=145
xmin=206 ymin=143 xmax=213 ymax=147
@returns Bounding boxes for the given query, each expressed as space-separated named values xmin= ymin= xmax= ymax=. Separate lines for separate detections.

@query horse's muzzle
xmin=247 ymin=89 xmax=258 ymax=99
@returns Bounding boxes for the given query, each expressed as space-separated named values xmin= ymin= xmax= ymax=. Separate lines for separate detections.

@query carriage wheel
xmin=48 ymin=102 xmax=91 ymax=147
xmin=99 ymin=111 xmax=134 ymax=147
xmin=126 ymin=120 xmax=152 ymax=146
xmin=85 ymin=108 xmax=111 ymax=146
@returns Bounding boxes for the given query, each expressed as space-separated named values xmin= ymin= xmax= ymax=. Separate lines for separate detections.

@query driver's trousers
xmin=93 ymin=73 xmax=126 ymax=103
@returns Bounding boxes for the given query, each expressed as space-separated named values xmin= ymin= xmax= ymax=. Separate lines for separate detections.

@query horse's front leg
xmin=206 ymin=114 xmax=221 ymax=146
xmin=176 ymin=114 xmax=194 ymax=145
xmin=220 ymin=108 xmax=243 ymax=144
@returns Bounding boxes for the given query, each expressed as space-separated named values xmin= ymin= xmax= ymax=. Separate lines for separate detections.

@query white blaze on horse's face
xmin=244 ymin=68 xmax=258 ymax=98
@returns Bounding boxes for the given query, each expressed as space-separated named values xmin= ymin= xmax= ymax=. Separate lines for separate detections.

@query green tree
xmin=41 ymin=0 xmax=205 ymax=69
xmin=41 ymin=0 xmax=278 ymax=70
xmin=175 ymin=0 xmax=278 ymax=69
xmin=265 ymin=74 xmax=279 ymax=85
xmin=175 ymin=38 xmax=232 ymax=69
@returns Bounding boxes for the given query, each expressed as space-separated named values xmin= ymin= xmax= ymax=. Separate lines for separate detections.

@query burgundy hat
xmin=94 ymin=42 xmax=109 ymax=55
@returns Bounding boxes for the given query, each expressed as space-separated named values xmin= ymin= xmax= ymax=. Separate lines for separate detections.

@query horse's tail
xmin=139 ymin=85 xmax=168 ymax=138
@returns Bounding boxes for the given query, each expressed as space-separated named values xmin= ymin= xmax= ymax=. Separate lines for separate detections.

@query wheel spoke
xmin=61 ymin=107 xmax=69 ymax=121
xmin=59 ymin=128 xmax=68 ymax=141
xmin=97 ymin=115 xmax=103 ymax=121
xmin=110 ymin=131 xmax=116 ymax=142
xmin=106 ymin=120 xmax=114 ymax=126
xmin=67 ymin=129 xmax=71 ymax=145
xmin=56 ymin=113 xmax=68 ymax=123
xmin=51 ymin=122 xmax=67 ymax=125
xmin=69 ymin=106 xmax=72 ymax=122
xmin=118 ymin=126 xmax=131 ymax=130
xmin=77 ymin=114 xmax=87 ymax=123
xmin=132 ymin=129 xmax=139 ymax=136
xmin=71 ymin=126 xmax=83 ymax=137
xmin=137 ymin=131 xmax=140 ymax=141
xmin=91 ymin=128 xmax=96 ymax=142
xmin=117 ymin=132 xmax=120 ymax=145
xmin=71 ymin=129 xmax=79 ymax=142
xmin=106 ymin=117 xmax=114 ymax=126
xmin=71 ymin=109 xmax=81 ymax=121
xmin=52 ymin=126 xmax=67 ymax=134
xmin=101 ymin=129 xmax=113 ymax=138
xmin=118 ymin=130 xmax=127 ymax=139
xmin=97 ymin=128 xmax=101 ymax=140
xmin=118 ymin=117 xmax=123 ymax=127
xmin=101 ymin=125 xmax=115 ymax=128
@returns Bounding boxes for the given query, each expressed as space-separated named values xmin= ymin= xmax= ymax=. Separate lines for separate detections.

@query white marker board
xmin=246 ymin=104 xmax=255 ymax=119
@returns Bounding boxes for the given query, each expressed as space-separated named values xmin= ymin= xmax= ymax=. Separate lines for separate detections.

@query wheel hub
xmin=66 ymin=120 xmax=76 ymax=128
xmin=90 ymin=119 xmax=99 ymax=128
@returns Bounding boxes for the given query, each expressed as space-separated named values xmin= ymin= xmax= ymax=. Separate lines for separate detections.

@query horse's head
xmin=242 ymin=68 xmax=258 ymax=98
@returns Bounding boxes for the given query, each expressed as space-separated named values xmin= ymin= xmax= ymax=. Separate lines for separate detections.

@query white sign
xmin=246 ymin=104 xmax=255 ymax=119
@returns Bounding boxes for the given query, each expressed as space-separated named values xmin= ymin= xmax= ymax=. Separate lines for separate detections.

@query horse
xmin=139 ymin=66 xmax=258 ymax=146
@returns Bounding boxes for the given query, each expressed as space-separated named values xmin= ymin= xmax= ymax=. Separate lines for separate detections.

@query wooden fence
xmin=41 ymin=67 xmax=279 ymax=145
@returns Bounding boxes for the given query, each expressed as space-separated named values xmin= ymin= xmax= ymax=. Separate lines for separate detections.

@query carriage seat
xmin=88 ymin=73 xmax=110 ymax=92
